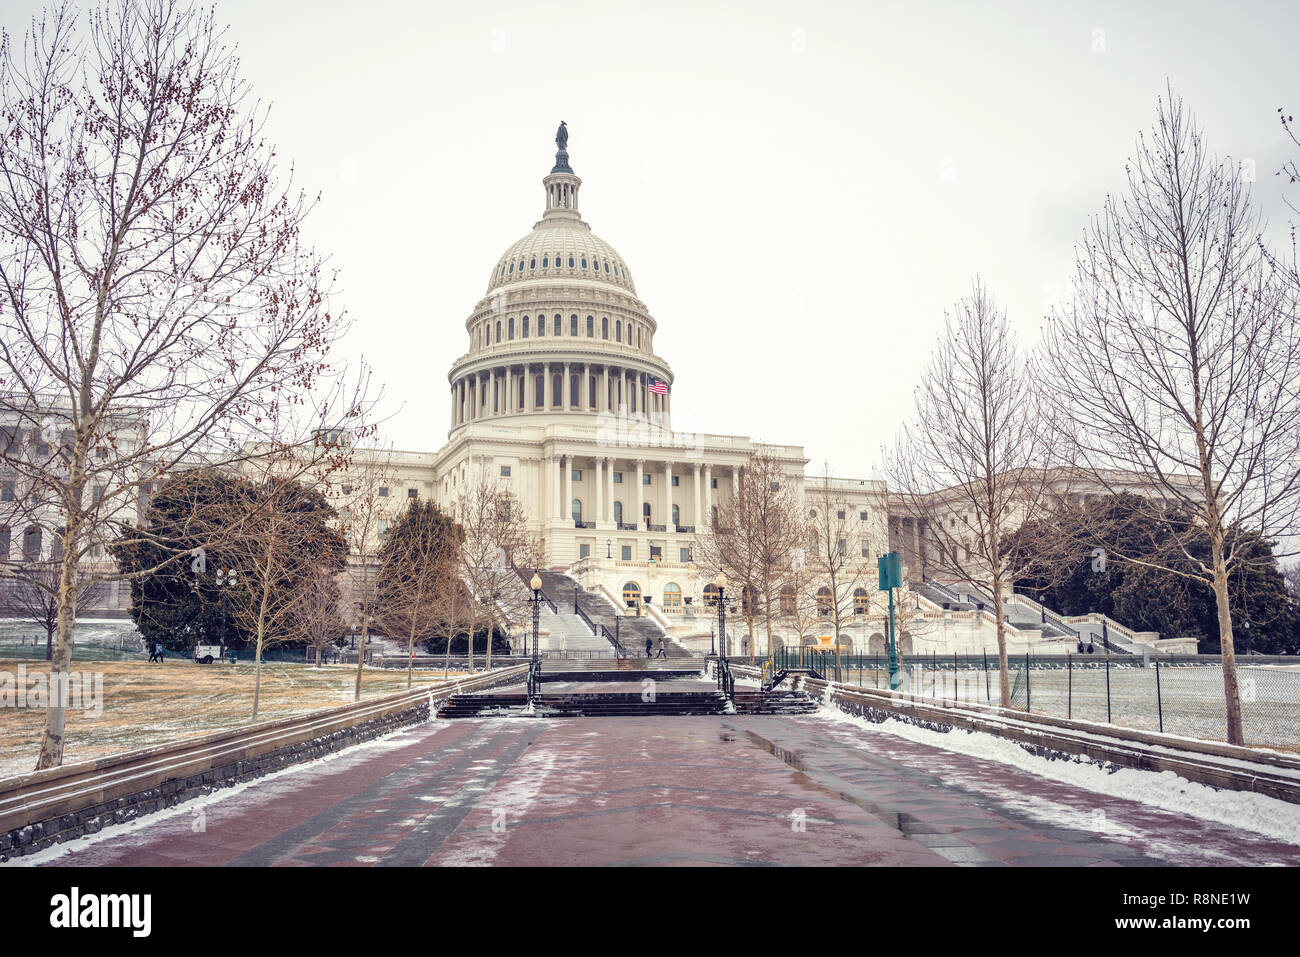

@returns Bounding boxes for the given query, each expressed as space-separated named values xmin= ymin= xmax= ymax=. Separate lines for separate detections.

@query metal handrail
xmin=599 ymin=623 xmax=627 ymax=657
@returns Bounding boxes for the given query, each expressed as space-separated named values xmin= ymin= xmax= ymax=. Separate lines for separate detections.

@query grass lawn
xmin=0 ymin=658 xmax=469 ymax=780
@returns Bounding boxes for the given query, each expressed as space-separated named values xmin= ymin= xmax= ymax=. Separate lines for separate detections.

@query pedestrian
xmin=656 ymin=637 xmax=666 ymax=659
xmin=645 ymin=637 xmax=653 ymax=658
xmin=505 ymin=639 xmax=513 ymax=657
xmin=147 ymin=642 xmax=157 ymax=663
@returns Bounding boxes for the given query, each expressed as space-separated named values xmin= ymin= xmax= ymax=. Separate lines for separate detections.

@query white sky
xmin=4 ymin=0 xmax=1298 ymax=479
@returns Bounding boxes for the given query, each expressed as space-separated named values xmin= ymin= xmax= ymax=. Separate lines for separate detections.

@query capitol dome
xmin=487 ymin=223 xmax=636 ymax=297
xmin=446 ymin=127 xmax=674 ymax=438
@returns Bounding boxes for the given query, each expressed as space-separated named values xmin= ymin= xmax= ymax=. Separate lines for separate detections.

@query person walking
xmin=645 ymin=637 xmax=653 ymax=658
xmin=656 ymin=637 xmax=666 ymax=659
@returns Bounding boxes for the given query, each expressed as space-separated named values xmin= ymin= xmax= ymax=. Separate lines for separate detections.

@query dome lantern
xmin=543 ymin=122 xmax=581 ymax=223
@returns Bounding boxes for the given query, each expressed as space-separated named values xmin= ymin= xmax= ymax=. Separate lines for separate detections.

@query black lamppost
xmin=716 ymin=572 xmax=728 ymax=662
xmin=216 ymin=567 xmax=237 ymax=651
xmin=606 ymin=538 xmax=612 ymax=559
xmin=1242 ymin=619 xmax=1252 ymax=656
xmin=529 ymin=573 xmax=542 ymax=666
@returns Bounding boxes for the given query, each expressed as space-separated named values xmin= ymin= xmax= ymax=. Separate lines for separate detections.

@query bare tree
xmin=455 ymin=468 xmax=539 ymax=672
xmin=885 ymin=277 xmax=1061 ymax=708
xmin=333 ymin=447 xmax=398 ymax=699
xmin=693 ymin=452 xmax=803 ymax=662
xmin=803 ymin=467 xmax=884 ymax=681
xmin=0 ymin=0 xmax=370 ymax=767
xmin=295 ymin=563 xmax=347 ymax=668
xmin=1042 ymin=89 xmax=1300 ymax=744
xmin=376 ymin=498 xmax=459 ymax=689
xmin=0 ymin=561 xmax=106 ymax=660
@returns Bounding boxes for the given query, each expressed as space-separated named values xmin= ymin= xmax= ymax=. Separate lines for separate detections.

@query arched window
xmin=616 ymin=319 xmax=622 ymax=342
xmin=586 ymin=315 xmax=594 ymax=337
xmin=542 ymin=257 xmax=548 ymax=268
xmin=581 ymin=257 xmax=588 ymax=269
xmin=571 ymin=499 xmax=582 ymax=524
xmin=816 ymin=587 xmax=832 ymax=617
xmin=710 ymin=506 xmax=718 ymax=524
xmin=637 ymin=327 xmax=642 ymax=347
xmin=570 ymin=314 xmax=578 ymax=336
xmin=522 ymin=316 xmax=529 ymax=337
xmin=0 ymin=526 xmax=9 ymax=560
xmin=622 ymin=581 xmax=642 ymax=608
xmin=568 ymin=256 xmax=575 ymax=268
xmin=663 ymin=583 xmax=682 ymax=608
xmin=671 ymin=504 xmax=680 ymax=527
xmin=570 ymin=374 xmax=580 ymax=407
xmin=552 ymin=373 xmax=562 ymax=406
xmin=495 ymin=321 xmax=501 ymax=343
xmin=589 ymin=376 xmax=596 ymax=408
xmin=601 ymin=316 xmax=608 ymax=339
xmin=518 ymin=377 xmax=525 ymax=409
xmin=22 ymin=526 xmax=41 ymax=561
xmin=854 ymin=588 xmax=869 ymax=615
xmin=554 ymin=314 xmax=561 ymax=335
xmin=508 ymin=317 xmax=514 ymax=339
xmin=780 ymin=585 xmax=795 ymax=615
xmin=703 ymin=583 xmax=720 ymax=607
xmin=529 ymin=258 xmax=535 ymax=269
xmin=535 ymin=375 xmax=544 ymax=407
xmin=642 ymin=502 xmax=651 ymax=524
xmin=613 ymin=501 xmax=623 ymax=525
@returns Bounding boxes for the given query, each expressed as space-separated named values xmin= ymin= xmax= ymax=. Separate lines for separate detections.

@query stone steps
xmin=435 ymin=689 xmax=818 ymax=718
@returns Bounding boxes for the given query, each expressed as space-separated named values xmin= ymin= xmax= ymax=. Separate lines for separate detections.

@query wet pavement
xmin=20 ymin=712 xmax=1300 ymax=867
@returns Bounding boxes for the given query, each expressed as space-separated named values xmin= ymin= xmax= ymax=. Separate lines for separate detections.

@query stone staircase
xmin=535 ymin=569 xmax=692 ymax=658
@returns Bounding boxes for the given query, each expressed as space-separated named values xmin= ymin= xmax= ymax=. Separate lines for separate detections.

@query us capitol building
xmin=327 ymin=125 xmax=1185 ymax=658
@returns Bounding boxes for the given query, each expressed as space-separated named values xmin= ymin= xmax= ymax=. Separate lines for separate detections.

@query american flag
xmin=648 ymin=378 xmax=668 ymax=395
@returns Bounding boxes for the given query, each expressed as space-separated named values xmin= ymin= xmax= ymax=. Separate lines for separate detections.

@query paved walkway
xmin=23 ymin=715 xmax=1300 ymax=866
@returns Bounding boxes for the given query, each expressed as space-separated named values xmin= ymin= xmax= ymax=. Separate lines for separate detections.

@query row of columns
xmin=450 ymin=362 xmax=672 ymax=428
xmin=543 ymin=454 xmax=742 ymax=530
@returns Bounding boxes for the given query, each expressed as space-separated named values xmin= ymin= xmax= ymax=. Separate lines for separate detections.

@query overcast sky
xmin=4 ymin=0 xmax=1298 ymax=479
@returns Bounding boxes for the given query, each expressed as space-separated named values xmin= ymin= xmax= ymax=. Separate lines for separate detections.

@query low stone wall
xmin=0 ymin=664 xmax=527 ymax=859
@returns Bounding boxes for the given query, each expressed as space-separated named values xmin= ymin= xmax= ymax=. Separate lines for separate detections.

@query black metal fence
xmin=768 ymin=647 xmax=1300 ymax=749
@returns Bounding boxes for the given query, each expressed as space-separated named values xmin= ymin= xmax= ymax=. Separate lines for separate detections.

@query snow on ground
xmin=6 ymin=723 xmax=448 ymax=866
xmin=816 ymin=705 xmax=1300 ymax=847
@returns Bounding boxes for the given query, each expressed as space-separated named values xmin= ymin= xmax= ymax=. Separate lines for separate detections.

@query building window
xmin=616 ymin=320 xmax=622 ymax=342
xmin=501 ymin=466 xmax=511 ymax=477
xmin=581 ymin=257 xmax=588 ymax=268
xmin=601 ymin=316 xmax=608 ymax=338
xmin=703 ymin=583 xmax=720 ymax=607
xmin=408 ymin=488 xmax=418 ymax=499
xmin=572 ymin=500 xmax=583 ymax=524
xmin=663 ymin=583 xmax=682 ymax=607
xmin=379 ymin=487 xmax=389 ymax=497
xmin=860 ymin=511 xmax=868 ymax=521
xmin=621 ymin=545 xmax=632 ymax=561
xmin=570 ymin=374 xmax=580 ymax=407
xmin=837 ymin=538 xmax=846 ymax=555
xmin=614 ymin=501 xmax=623 ymax=524
xmin=0 ymin=526 xmax=8 ymax=560
xmin=671 ymin=504 xmax=680 ymax=527
xmin=579 ymin=543 xmax=590 ymax=559
xmin=508 ymin=317 xmax=515 ymax=339
xmin=711 ymin=478 xmax=718 ymax=488
xmin=522 ymin=316 xmax=530 ymax=337
xmin=568 ymin=256 xmax=575 ymax=268
xmin=671 ymin=476 xmax=679 ymax=486
xmin=378 ymin=520 xmax=388 ymax=538
xmin=780 ymin=586 xmax=795 ymax=615
xmin=861 ymin=540 xmax=870 ymax=558
xmin=854 ymin=588 xmax=869 ymax=615
xmin=837 ymin=510 xmax=845 ymax=520
xmin=495 ymin=321 xmax=501 ymax=342
xmin=816 ymin=587 xmax=832 ymax=617
xmin=613 ymin=472 xmax=623 ymax=483
xmin=642 ymin=473 xmax=651 ymax=485
xmin=0 ymin=482 xmax=12 ymax=502
xmin=680 ymin=547 xmax=692 ymax=563
xmin=642 ymin=502 xmax=651 ymax=522
xmin=572 ymin=469 xmax=583 ymax=481
xmin=649 ymin=545 xmax=662 ymax=561
xmin=586 ymin=315 xmax=594 ymax=337
xmin=570 ymin=314 xmax=578 ymax=335
xmin=552 ymin=373 xmax=562 ymax=406
xmin=535 ymin=375 xmax=544 ymax=406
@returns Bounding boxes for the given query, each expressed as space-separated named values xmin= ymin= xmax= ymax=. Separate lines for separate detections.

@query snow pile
xmin=817 ymin=705 xmax=1300 ymax=846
